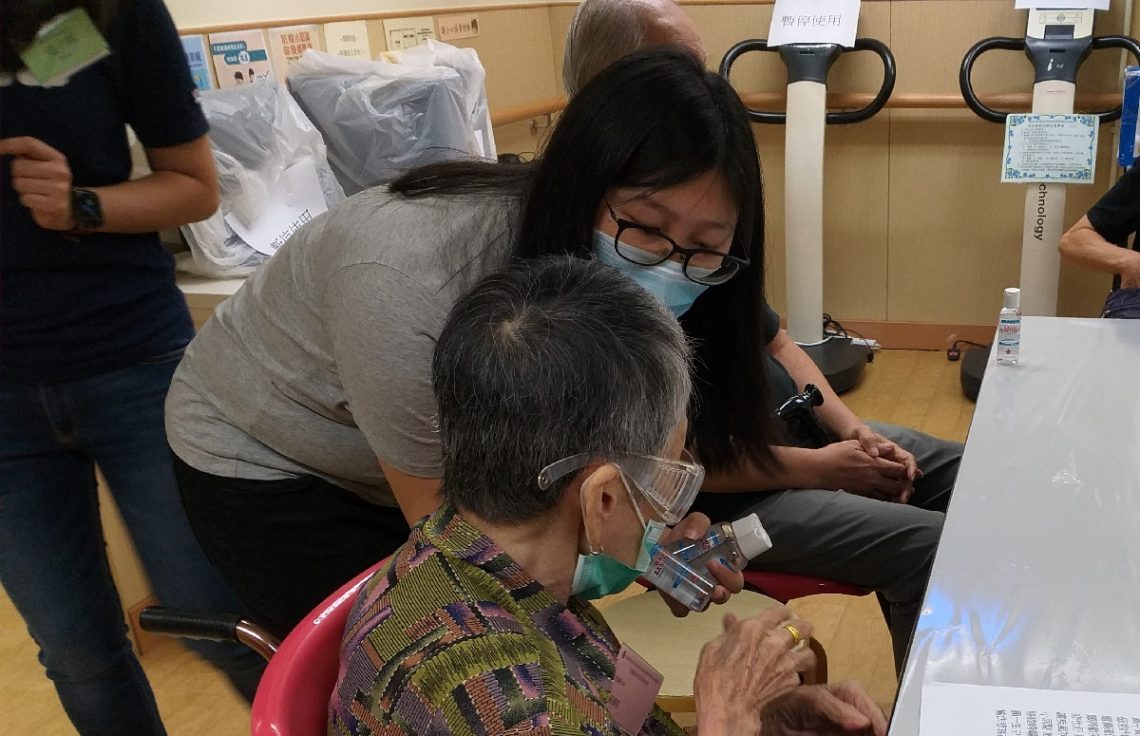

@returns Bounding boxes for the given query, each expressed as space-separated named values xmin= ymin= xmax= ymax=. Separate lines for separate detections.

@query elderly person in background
xmin=563 ymin=0 xmax=704 ymax=94
xmin=562 ymin=0 xmax=963 ymax=672
xmin=329 ymin=256 xmax=886 ymax=736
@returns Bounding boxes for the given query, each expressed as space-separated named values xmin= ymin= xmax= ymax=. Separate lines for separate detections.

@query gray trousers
xmin=691 ymin=422 xmax=962 ymax=673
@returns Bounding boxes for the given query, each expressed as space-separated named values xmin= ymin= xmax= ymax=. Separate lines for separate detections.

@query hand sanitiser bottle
xmin=643 ymin=514 xmax=773 ymax=611
xmin=997 ymin=287 xmax=1021 ymax=366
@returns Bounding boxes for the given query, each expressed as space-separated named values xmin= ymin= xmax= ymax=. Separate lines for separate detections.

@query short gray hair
xmin=563 ymin=0 xmax=649 ymax=95
xmin=432 ymin=256 xmax=692 ymax=523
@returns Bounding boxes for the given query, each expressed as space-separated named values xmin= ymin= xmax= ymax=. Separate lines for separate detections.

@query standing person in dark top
xmin=0 ymin=1 xmax=265 ymax=733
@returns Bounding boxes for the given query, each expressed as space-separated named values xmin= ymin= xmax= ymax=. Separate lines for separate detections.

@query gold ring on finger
xmin=783 ymin=623 xmax=807 ymax=651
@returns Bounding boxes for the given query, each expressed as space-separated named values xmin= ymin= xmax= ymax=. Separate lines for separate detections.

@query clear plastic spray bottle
xmin=997 ymin=287 xmax=1021 ymax=366
xmin=643 ymin=513 xmax=772 ymax=611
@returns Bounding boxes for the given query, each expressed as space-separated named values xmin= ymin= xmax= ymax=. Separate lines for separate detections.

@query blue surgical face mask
xmin=593 ymin=230 xmax=710 ymax=318
xmin=570 ymin=472 xmax=667 ymax=600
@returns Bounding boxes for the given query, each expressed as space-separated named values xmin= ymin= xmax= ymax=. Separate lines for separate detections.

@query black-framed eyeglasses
xmin=605 ymin=201 xmax=750 ymax=286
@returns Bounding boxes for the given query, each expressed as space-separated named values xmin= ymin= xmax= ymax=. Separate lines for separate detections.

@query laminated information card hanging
xmin=767 ymin=0 xmax=861 ymax=48
xmin=1001 ymin=113 xmax=1098 ymax=184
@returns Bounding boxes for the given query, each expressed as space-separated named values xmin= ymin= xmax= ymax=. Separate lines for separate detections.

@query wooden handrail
xmin=490 ymin=96 xmax=566 ymax=126
xmin=488 ymin=91 xmax=1123 ymax=126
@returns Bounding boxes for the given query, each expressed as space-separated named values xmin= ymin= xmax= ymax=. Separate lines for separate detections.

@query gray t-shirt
xmin=166 ymin=188 xmax=519 ymax=505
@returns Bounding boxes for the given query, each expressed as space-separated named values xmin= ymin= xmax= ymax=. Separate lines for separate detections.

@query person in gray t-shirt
xmin=168 ymin=49 xmax=946 ymax=673
xmin=167 ymin=50 xmax=770 ymax=638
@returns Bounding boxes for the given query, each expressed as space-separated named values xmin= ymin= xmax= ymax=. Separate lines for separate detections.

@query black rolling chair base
xmin=799 ymin=337 xmax=869 ymax=396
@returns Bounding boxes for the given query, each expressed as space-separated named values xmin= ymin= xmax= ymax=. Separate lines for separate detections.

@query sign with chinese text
xmin=1001 ymin=114 xmax=1098 ymax=184
xmin=921 ymin=683 xmax=1140 ymax=736
xmin=268 ymin=25 xmax=323 ymax=79
xmin=767 ymin=0 xmax=861 ymax=48
xmin=437 ymin=14 xmax=480 ymax=41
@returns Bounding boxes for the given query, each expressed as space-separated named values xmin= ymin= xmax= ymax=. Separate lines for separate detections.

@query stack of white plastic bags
xmin=181 ymin=40 xmax=495 ymax=278
xmin=179 ymin=81 xmax=345 ymax=277
xmin=287 ymin=40 xmax=496 ymax=196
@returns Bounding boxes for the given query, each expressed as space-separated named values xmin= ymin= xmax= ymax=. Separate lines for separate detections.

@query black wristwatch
xmin=70 ymin=187 xmax=104 ymax=230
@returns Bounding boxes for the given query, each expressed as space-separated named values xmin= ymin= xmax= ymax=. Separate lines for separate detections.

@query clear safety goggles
xmin=536 ymin=449 xmax=705 ymax=525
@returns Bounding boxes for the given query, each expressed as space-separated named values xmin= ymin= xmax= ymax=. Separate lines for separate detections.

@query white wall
xmin=167 ymin=0 xmax=546 ymax=29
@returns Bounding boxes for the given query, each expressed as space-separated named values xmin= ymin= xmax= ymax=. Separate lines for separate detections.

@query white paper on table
xmin=224 ymin=157 xmax=329 ymax=256
xmin=1015 ymin=1 xmax=1109 ymax=10
xmin=1001 ymin=113 xmax=1098 ymax=184
xmin=767 ymin=0 xmax=861 ymax=48
xmin=920 ymin=683 xmax=1140 ymax=735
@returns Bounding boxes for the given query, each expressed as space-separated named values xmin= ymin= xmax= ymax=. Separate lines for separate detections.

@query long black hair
xmin=1 ymin=0 xmax=118 ymax=72
xmin=392 ymin=48 xmax=777 ymax=475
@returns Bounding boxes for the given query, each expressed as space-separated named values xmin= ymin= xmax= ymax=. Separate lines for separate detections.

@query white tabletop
xmin=176 ymin=271 xmax=247 ymax=311
xmin=890 ymin=317 xmax=1140 ymax=734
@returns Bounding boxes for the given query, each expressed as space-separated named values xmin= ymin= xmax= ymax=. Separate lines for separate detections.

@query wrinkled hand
xmin=693 ymin=606 xmax=816 ymax=736
xmin=653 ymin=513 xmax=743 ymax=618
xmin=0 ymin=137 xmax=75 ymax=231
xmin=813 ymin=440 xmax=910 ymax=501
xmin=760 ymin=681 xmax=888 ymax=736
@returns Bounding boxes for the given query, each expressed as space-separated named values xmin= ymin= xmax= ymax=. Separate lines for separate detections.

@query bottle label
xmin=998 ymin=317 xmax=1020 ymax=347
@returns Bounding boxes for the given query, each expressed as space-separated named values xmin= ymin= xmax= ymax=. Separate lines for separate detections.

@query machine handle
xmin=960 ymin=36 xmax=1027 ymax=123
xmin=825 ymin=38 xmax=896 ymax=124
xmin=1086 ymin=36 xmax=1140 ymax=122
xmin=720 ymin=39 xmax=787 ymax=124
xmin=962 ymin=35 xmax=1140 ymax=123
xmin=720 ymin=38 xmax=896 ymax=125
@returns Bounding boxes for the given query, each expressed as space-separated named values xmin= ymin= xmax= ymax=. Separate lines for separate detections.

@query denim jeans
xmin=0 ymin=356 xmax=266 ymax=736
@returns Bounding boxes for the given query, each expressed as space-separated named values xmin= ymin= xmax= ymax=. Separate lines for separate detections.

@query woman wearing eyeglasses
xmin=166 ymin=48 xmax=769 ymax=640
xmin=328 ymin=256 xmax=886 ymax=736
xmin=166 ymin=49 xmax=940 ymax=675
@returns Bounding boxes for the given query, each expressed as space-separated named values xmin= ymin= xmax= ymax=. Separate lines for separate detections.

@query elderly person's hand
xmin=692 ymin=606 xmax=816 ymax=735
xmin=654 ymin=512 xmax=744 ymax=617
xmin=760 ymin=681 xmax=888 ymax=736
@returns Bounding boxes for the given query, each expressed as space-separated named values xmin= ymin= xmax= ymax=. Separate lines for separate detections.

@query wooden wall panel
xmin=444 ymin=7 xmax=560 ymax=110
xmin=169 ymin=0 xmax=1138 ymax=327
xmin=887 ymin=110 xmax=1025 ymax=323
xmin=548 ymin=4 xmax=576 ymax=93
xmin=887 ymin=1 xmax=1127 ymax=323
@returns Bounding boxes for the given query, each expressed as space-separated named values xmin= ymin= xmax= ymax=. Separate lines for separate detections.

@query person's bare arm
xmin=0 ymin=135 xmax=218 ymax=233
xmin=1060 ymin=215 xmax=1140 ymax=288
xmin=700 ymin=329 xmax=912 ymax=498
xmin=767 ymin=329 xmax=863 ymax=439
xmin=379 ymin=461 xmax=441 ymax=526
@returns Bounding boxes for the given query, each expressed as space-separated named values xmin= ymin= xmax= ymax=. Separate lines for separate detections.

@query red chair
xmin=140 ymin=558 xmax=389 ymax=736
xmin=250 ymin=559 xmax=387 ymax=736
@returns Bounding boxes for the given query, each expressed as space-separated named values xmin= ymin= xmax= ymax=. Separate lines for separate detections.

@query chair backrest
xmin=250 ymin=558 xmax=389 ymax=736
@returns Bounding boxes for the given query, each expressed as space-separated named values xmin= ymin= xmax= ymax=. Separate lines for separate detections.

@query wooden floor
xmin=0 ymin=349 xmax=974 ymax=734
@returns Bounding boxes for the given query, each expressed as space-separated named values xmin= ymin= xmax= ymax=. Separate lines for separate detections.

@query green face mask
xmin=570 ymin=474 xmax=666 ymax=600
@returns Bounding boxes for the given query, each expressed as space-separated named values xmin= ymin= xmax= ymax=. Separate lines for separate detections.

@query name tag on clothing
xmin=607 ymin=645 xmax=664 ymax=735
xmin=19 ymin=8 xmax=110 ymax=86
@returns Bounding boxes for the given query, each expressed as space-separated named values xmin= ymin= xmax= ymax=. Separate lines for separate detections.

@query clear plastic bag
xmin=180 ymin=80 xmax=345 ymax=278
xmin=286 ymin=43 xmax=495 ymax=196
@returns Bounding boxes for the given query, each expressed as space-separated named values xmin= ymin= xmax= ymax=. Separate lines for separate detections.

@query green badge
xmin=18 ymin=8 xmax=110 ymax=86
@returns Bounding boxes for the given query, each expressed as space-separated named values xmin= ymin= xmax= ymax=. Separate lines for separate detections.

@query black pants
xmin=174 ymin=455 xmax=410 ymax=640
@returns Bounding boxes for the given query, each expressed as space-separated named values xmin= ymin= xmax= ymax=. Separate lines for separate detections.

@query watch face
xmin=71 ymin=188 xmax=103 ymax=229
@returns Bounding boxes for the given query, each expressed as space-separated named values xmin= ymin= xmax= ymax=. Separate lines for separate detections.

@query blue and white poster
xmin=180 ymin=35 xmax=213 ymax=91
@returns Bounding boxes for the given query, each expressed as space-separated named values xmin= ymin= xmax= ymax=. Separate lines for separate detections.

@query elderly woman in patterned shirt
xmin=329 ymin=257 xmax=886 ymax=736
